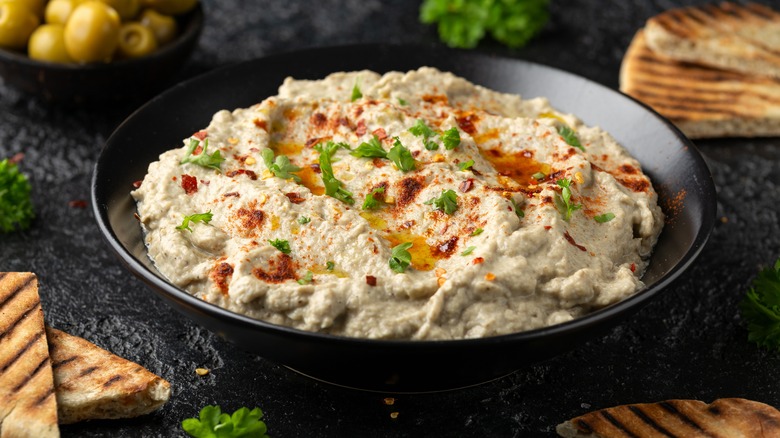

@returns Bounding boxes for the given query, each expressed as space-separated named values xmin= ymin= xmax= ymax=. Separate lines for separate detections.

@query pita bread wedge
xmin=0 ymin=272 xmax=59 ymax=438
xmin=644 ymin=2 xmax=780 ymax=79
xmin=620 ymin=29 xmax=780 ymax=138
xmin=556 ymin=398 xmax=780 ymax=438
xmin=46 ymin=327 xmax=171 ymax=424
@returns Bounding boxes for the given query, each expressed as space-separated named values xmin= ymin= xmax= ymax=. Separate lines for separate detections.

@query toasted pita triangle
xmin=46 ymin=327 xmax=171 ymax=424
xmin=557 ymin=398 xmax=780 ymax=438
xmin=0 ymin=272 xmax=60 ymax=438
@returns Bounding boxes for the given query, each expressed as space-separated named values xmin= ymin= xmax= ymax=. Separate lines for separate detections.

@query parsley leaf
xmin=461 ymin=246 xmax=476 ymax=256
xmin=351 ymin=80 xmax=362 ymax=102
xmin=532 ymin=172 xmax=546 ymax=180
xmin=458 ymin=159 xmax=475 ymax=171
xmin=261 ymin=148 xmax=302 ymax=182
xmin=409 ymin=119 xmax=437 ymax=139
xmin=510 ymin=198 xmax=525 ymax=218
xmin=268 ymin=239 xmax=291 ymax=254
xmin=389 ymin=242 xmax=413 ymax=273
xmin=387 ymin=137 xmax=416 ymax=172
xmin=326 ymin=261 xmax=335 ymax=271
xmin=398 ymin=98 xmax=408 ymax=106
xmin=420 ymin=0 xmax=549 ymax=49
xmin=557 ymin=125 xmax=585 ymax=152
xmin=424 ymin=189 xmax=458 ymax=215
xmin=594 ymin=213 xmax=615 ymax=223
xmin=470 ymin=227 xmax=484 ymax=236
xmin=176 ymin=211 xmax=213 ymax=232
xmin=554 ymin=178 xmax=582 ymax=221
xmin=441 ymin=127 xmax=461 ymax=150
xmin=362 ymin=186 xmax=385 ymax=210
xmin=297 ymin=270 xmax=314 ymax=285
xmin=315 ymin=141 xmax=355 ymax=205
xmin=182 ymin=405 xmax=269 ymax=438
xmin=297 ymin=216 xmax=311 ymax=225
xmin=350 ymin=135 xmax=387 ymax=159
xmin=740 ymin=258 xmax=780 ymax=350
xmin=181 ymin=139 xmax=225 ymax=171
xmin=0 ymin=158 xmax=34 ymax=233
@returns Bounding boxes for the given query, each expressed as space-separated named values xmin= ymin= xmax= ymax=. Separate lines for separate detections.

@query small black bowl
xmin=92 ymin=44 xmax=717 ymax=392
xmin=0 ymin=3 xmax=203 ymax=103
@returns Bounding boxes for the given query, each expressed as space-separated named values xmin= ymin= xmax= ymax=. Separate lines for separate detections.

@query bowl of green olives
xmin=0 ymin=0 xmax=203 ymax=102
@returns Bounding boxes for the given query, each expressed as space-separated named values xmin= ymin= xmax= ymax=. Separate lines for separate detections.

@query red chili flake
xmin=458 ymin=178 xmax=474 ymax=193
xmin=223 ymin=192 xmax=240 ymax=198
xmin=310 ymin=163 xmax=321 ymax=173
xmin=630 ymin=263 xmax=637 ymax=273
xmin=422 ymin=94 xmax=448 ymax=104
xmin=544 ymin=225 xmax=552 ymax=230
xmin=337 ymin=117 xmax=350 ymax=127
xmin=355 ymin=120 xmax=367 ymax=136
xmin=456 ymin=114 xmax=478 ymax=135
xmin=285 ymin=192 xmax=305 ymax=204
xmin=193 ymin=144 xmax=203 ymax=155
xmin=181 ymin=174 xmax=198 ymax=194
xmin=253 ymin=119 xmax=268 ymax=130
xmin=68 ymin=200 xmax=87 ymax=208
xmin=311 ymin=112 xmax=327 ymax=127
xmin=372 ymin=127 xmax=387 ymax=140
xmin=372 ymin=158 xmax=385 ymax=168
xmin=200 ymin=179 xmax=210 ymax=185
xmin=305 ymin=137 xmax=322 ymax=148
xmin=193 ymin=130 xmax=208 ymax=140
xmin=132 ymin=180 xmax=142 ymax=188
xmin=366 ymin=275 xmax=377 ymax=286
xmin=472 ymin=257 xmax=485 ymax=265
xmin=225 ymin=169 xmax=258 ymax=180
xmin=432 ymin=236 xmax=459 ymax=258
xmin=563 ymin=231 xmax=587 ymax=252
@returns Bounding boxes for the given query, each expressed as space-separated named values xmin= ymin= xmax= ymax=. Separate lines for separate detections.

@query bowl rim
xmin=0 ymin=2 xmax=204 ymax=71
xmin=92 ymin=43 xmax=717 ymax=349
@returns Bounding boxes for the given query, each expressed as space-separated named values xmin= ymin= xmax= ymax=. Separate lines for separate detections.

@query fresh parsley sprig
xmin=0 ymin=158 xmax=34 ymax=233
xmin=268 ymin=239 xmax=291 ymax=254
xmin=740 ymin=258 xmax=780 ymax=350
xmin=388 ymin=137 xmax=416 ymax=172
xmin=261 ymin=148 xmax=302 ymax=182
xmin=594 ymin=213 xmax=615 ymax=223
xmin=424 ymin=189 xmax=458 ymax=215
xmin=554 ymin=178 xmax=581 ymax=221
xmin=182 ymin=405 xmax=269 ymax=438
xmin=389 ymin=242 xmax=413 ymax=273
xmin=181 ymin=139 xmax=225 ymax=171
xmin=408 ymin=120 xmax=461 ymax=151
xmin=176 ymin=211 xmax=213 ymax=232
xmin=350 ymin=135 xmax=387 ymax=159
xmin=441 ymin=127 xmax=461 ymax=150
xmin=557 ymin=125 xmax=584 ymax=152
xmin=362 ymin=186 xmax=385 ymax=210
xmin=315 ymin=141 xmax=355 ymax=205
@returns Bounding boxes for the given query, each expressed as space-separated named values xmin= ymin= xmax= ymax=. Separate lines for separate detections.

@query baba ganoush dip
xmin=132 ymin=67 xmax=664 ymax=340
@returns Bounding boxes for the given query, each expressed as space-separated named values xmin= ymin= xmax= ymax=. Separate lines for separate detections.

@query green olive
xmin=117 ymin=21 xmax=156 ymax=59
xmin=0 ymin=0 xmax=46 ymax=18
xmin=64 ymin=1 xmax=120 ymax=63
xmin=0 ymin=2 xmax=39 ymax=50
xmin=95 ymin=0 xmax=140 ymax=20
xmin=138 ymin=8 xmax=176 ymax=46
xmin=28 ymin=23 xmax=72 ymax=63
xmin=44 ymin=0 xmax=83 ymax=25
xmin=141 ymin=0 xmax=197 ymax=15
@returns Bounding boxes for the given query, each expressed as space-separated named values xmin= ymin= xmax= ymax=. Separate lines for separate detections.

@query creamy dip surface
xmin=132 ymin=68 xmax=664 ymax=340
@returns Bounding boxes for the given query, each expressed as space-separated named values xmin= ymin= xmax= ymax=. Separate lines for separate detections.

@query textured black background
xmin=1 ymin=1 xmax=779 ymax=436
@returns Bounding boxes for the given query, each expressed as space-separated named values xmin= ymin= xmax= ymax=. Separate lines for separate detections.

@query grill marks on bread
xmin=557 ymin=398 xmax=780 ymax=438
xmin=0 ymin=272 xmax=60 ymax=438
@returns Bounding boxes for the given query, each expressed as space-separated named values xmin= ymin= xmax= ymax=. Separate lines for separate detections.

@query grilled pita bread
xmin=620 ymin=29 xmax=780 ymax=138
xmin=0 ymin=272 xmax=60 ymax=438
xmin=556 ymin=398 xmax=780 ymax=438
xmin=644 ymin=2 xmax=780 ymax=79
xmin=46 ymin=327 xmax=171 ymax=424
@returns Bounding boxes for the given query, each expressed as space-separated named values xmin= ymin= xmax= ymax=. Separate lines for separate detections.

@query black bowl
xmin=0 ymin=3 xmax=203 ymax=103
xmin=92 ymin=45 xmax=716 ymax=392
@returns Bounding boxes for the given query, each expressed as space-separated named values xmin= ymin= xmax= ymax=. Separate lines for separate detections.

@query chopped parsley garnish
xmin=740 ymin=258 xmax=780 ymax=350
xmin=350 ymin=135 xmax=387 ymax=158
xmin=409 ymin=119 xmax=436 ymax=139
xmin=181 ymin=139 xmax=224 ymax=171
xmin=510 ymin=199 xmax=525 ymax=218
xmin=268 ymin=239 xmax=291 ymax=254
xmin=387 ymin=137 xmax=416 ymax=172
xmin=594 ymin=213 xmax=615 ymax=223
xmin=532 ymin=172 xmax=546 ymax=180
xmin=458 ymin=159 xmax=475 ymax=171
xmin=297 ymin=270 xmax=314 ymax=285
xmin=398 ymin=98 xmax=408 ymax=106
xmin=461 ymin=246 xmax=476 ymax=256
xmin=326 ymin=261 xmax=335 ymax=271
xmin=261 ymin=148 xmax=302 ymax=182
xmin=441 ymin=127 xmax=461 ymax=150
xmin=182 ymin=405 xmax=269 ymax=438
xmin=554 ymin=178 xmax=581 ymax=221
xmin=424 ymin=189 xmax=458 ymax=215
xmin=351 ymin=80 xmax=362 ymax=101
xmin=297 ymin=216 xmax=311 ymax=224
xmin=315 ymin=141 xmax=355 ymax=205
xmin=176 ymin=211 xmax=213 ymax=232
xmin=389 ymin=242 xmax=413 ymax=273
xmin=470 ymin=227 xmax=484 ymax=236
xmin=362 ymin=186 xmax=385 ymax=210
xmin=557 ymin=125 xmax=585 ymax=152
xmin=0 ymin=158 xmax=34 ymax=233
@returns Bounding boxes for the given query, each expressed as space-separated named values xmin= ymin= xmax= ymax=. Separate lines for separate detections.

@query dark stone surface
xmin=1 ymin=0 xmax=779 ymax=436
